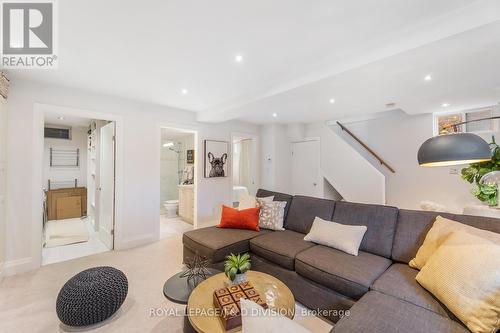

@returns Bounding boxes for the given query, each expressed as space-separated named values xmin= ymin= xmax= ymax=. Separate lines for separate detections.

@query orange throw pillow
xmin=218 ymin=205 xmax=260 ymax=231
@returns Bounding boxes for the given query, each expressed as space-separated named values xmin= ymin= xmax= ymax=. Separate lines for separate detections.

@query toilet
xmin=163 ymin=200 xmax=179 ymax=217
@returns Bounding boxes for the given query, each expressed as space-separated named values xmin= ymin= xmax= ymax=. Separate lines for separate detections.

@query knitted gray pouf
xmin=56 ymin=266 xmax=128 ymax=327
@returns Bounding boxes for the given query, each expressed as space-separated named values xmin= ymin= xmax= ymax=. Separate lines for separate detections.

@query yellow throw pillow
xmin=416 ymin=230 xmax=500 ymax=333
xmin=409 ymin=215 xmax=500 ymax=270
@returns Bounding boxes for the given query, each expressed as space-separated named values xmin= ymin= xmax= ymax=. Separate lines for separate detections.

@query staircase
xmin=308 ymin=122 xmax=386 ymax=205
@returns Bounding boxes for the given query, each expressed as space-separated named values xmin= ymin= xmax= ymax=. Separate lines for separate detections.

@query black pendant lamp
xmin=418 ymin=132 xmax=491 ymax=167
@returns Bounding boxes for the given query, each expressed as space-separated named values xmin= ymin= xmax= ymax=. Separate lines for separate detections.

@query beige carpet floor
xmin=0 ymin=235 xmax=333 ymax=333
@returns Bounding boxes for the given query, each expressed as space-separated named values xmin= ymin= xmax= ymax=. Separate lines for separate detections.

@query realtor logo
xmin=1 ymin=0 xmax=58 ymax=68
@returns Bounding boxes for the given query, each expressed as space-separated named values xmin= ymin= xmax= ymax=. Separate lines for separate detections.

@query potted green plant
xmin=224 ymin=253 xmax=251 ymax=284
xmin=461 ymin=137 xmax=499 ymax=206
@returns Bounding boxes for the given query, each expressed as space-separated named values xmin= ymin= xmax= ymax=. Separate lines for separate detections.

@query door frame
xmin=231 ymin=131 xmax=260 ymax=197
xmin=32 ymin=103 xmax=123 ymax=269
xmin=98 ymin=121 xmax=116 ymax=249
xmin=158 ymin=125 xmax=198 ymax=230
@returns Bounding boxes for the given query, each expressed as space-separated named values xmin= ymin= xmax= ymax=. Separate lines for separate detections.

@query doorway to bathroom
xmin=160 ymin=127 xmax=196 ymax=238
xmin=232 ymin=133 xmax=258 ymax=206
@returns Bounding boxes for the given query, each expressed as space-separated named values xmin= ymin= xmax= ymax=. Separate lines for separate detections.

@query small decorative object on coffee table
xmin=224 ymin=252 xmax=251 ymax=284
xmin=187 ymin=271 xmax=295 ymax=333
xmin=163 ymin=254 xmax=218 ymax=304
xmin=213 ymin=281 xmax=268 ymax=331
xmin=181 ymin=254 xmax=212 ymax=282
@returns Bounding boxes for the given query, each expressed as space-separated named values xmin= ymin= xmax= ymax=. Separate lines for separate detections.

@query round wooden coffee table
xmin=186 ymin=271 xmax=295 ymax=333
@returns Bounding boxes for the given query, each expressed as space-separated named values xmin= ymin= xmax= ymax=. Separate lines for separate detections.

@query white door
xmin=98 ymin=122 xmax=115 ymax=249
xmin=291 ymin=139 xmax=322 ymax=197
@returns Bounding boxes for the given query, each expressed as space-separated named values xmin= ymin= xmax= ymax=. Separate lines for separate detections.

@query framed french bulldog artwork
xmin=204 ymin=140 xmax=229 ymax=178
xmin=187 ymin=149 xmax=194 ymax=164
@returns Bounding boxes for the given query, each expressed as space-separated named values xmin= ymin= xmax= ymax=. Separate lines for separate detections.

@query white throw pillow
xmin=238 ymin=194 xmax=273 ymax=210
xmin=258 ymin=201 xmax=286 ymax=231
xmin=304 ymin=217 xmax=367 ymax=256
xmin=240 ymin=298 xmax=311 ymax=333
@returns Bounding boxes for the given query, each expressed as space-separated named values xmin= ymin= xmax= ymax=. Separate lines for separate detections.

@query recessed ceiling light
xmin=181 ymin=89 xmax=188 ymax=95
xmin=424 ymin=74 xmax=432 ymax=81
xmin=57 ymin=116 xmax=64 ymax=120
xmin=272 ymin=113 xmax=278 ymax=118
xmin=441 ymin=103 xmax=450 ymax=107
xmin=329 ymin=98 xmax=336 ymax=104
xmin=235 ymin=54 xmax=244 ymax=63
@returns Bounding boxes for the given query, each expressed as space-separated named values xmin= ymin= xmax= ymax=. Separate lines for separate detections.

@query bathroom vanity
xmin=178 ymin=184 xmax=194 ymax=224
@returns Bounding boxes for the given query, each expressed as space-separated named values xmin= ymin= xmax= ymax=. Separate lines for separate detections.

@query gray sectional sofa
xmin=182 ymin=189 xmax=500 ymax=333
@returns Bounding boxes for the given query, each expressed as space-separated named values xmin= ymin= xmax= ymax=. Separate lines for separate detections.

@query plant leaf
xmin=240 ymin=252 xmax=250 ymax=262
xmin=239 ymin=262 xmax=251 ymax=273
xmin=228 ymin=267 xmax=237 ymax=281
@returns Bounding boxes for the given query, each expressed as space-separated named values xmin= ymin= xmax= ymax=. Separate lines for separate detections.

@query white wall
xmin=260 ymin=124 xmax=292 ymax=194
xmin=5 ymin=79 xmax=260 ymax=275
xmin=0 ymin=96 xmax=7 ymax=278
xmin=305 ymin=122 xmax=385 ymax=204
xmin=261 ymin=122 xmax=385 ymax=204
xmin=262 ymin=112 xmax=499 ymax=212
xmin=43 ymin=126 xmax=88 ymax=189
xmin=343 ymin=112 xmax=499 ymax=212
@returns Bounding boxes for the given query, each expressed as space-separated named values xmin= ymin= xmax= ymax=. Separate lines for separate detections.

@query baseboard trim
xmin=116 ymin=232 xmax=157 ymax=250
xmin=2 ymin=257 xmax=33 ymax=276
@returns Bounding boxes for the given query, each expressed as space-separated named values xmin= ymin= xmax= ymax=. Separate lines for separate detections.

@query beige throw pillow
xmin=409 ymin=215 xmax=500 ymax=270
xmin=304 ymin=217 xmax=367 ymax=256
xmin=416 ymin=230 xmax=500 ymax=333
xmin=258 ymin=201 xmax=286 ymax=231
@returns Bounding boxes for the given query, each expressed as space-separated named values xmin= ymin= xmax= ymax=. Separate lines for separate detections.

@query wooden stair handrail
xmin=336 ymin=121 xmax=395 ymax=173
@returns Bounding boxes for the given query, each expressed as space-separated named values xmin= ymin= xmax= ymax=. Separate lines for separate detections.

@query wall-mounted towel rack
xmin=48 ymin=179 xmax=78 ymax=190
xmin=49 ymin=148 xmax=80 ymax=168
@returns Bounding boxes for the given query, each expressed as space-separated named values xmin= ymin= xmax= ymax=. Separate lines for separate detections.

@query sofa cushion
xmin=295 ymin=245 xmax=391 ymax=299
xmin=392 ymin=209 xmax=500 ymax=264
xmin=219 ymin=205 xmax=260 ymax=231
xmin=372 ymin=264 xmax=452 ymax=318
xmin=256 ymin=189 xmax=294 ymax=220
xmin=332 ymin=291 xmax=469 ymax=333
xmin=258 ymin=200 xmax=287 ymax=231
xmin=331 ymin=201 xmax=398 ymax=258
xmin=416 ymin=230 xmax=500 ymax=333
xmin=183 ymin=227 xmax=271 ymax=263
xmin=304 ymin=217 xmax=367 ymax=256
xmin=249 ymin=230 xmax=315 ymax=270
xmin=284 ymin=196 xmax=335 ymax=234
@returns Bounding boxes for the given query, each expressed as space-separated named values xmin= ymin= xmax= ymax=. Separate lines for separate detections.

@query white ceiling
xmin=9 ymin=0 xmax=500 ymax=124
xmin=44 ymin=112 xmax=91 ymax=128
xmin=161 ymin=128 xmax=194 ymax=142
xmin=233 ymin=20 xmax=500 ymax=123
